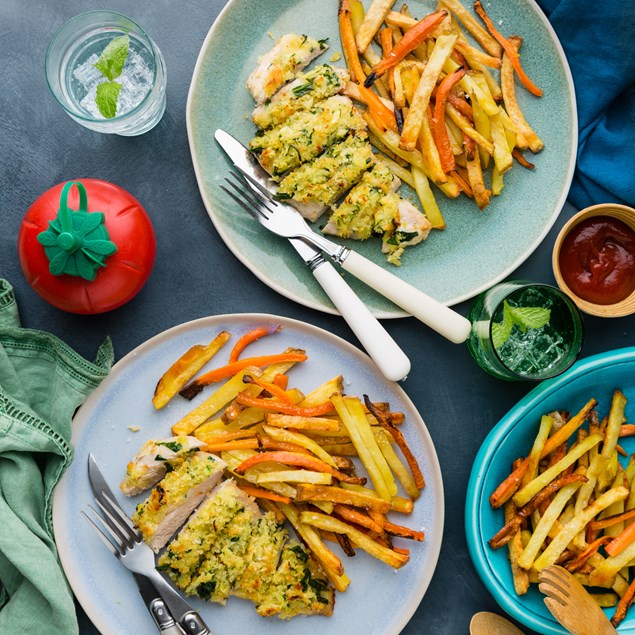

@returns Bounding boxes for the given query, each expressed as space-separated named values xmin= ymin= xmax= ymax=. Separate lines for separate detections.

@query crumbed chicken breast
xmin=277 ymin=133 xmax=374 ymax=221
xmin=247 ymin=33 xmax=327 ymax=105
xmin=249 ymin=95 xmax=366 ymax=178
xmin=120 ymin=436 xmax=205 ymax=496
xmin=158 ymin=477 xmax=334 ymax=618
xmin=252 ymin=65 xmax=349 ymax=130
xmin=133 ymin=452 xmax=226 ymax=552
xmin=323 ymin=161 xmax=401 ymax=238
xmin=380 ymin=194 xmax=432 ymax=265
xmin=231 ymin=512 xmax=288 ymax=602
xmin=254 ymin=541 xmax=334 ymax=619
xmin=158 ymin=480 xmax=256 ymax=589
xmin=186 ymin=501 xmax=261 ymax=603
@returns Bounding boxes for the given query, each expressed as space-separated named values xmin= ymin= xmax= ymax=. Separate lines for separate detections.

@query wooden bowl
xmin=552 ymin=203 xmax=635 ymax=317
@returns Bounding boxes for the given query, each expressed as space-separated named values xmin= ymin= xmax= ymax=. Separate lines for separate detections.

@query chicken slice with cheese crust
xmin=247 ymin=33 xmax=328 ymax=105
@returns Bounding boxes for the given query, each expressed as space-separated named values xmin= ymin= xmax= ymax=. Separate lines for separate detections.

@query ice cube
xmin=72 ymin=53 xmax=102 ymax=86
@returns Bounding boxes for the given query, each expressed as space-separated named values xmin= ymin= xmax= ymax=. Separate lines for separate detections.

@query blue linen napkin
xmin=0 ymin=279 xmax=113 ymax=634
xmin=536 ymin=0 xmax=635 ymax=209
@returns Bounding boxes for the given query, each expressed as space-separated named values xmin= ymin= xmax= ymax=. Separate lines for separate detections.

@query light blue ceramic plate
xmin=53 ymin=314 xmax=444 ymax=635
xmin=186 ymin=0 xmax=576 ymax=317
xmin=466 ymin=347 xmax=635 ymax=634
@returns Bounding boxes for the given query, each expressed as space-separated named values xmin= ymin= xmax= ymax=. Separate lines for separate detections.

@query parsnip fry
xmin=374 ymin=428 xmax=420 ymax=499
xmin=411 ymin=166 xmax=444 ymax=229
xmin=355 ymin=0 xmax=397 ymax=53
xmin=501 ymin=36 xmax=543 ymax=153
xmin=439 ymin=0 xmax=501 ymax=56
xmin=300 ymin=511 xmax=409 ymax=568
xmin=172 ymin=367 xmax=261 ymax=435
xmin=332 ymin=395 xmax=396 ymax=500
xmin=153 ymin=331 xmax=231 ymax=409
xmin=265 ymin=413 xmax=341 ymax=432
xmin=512 ymin=434 xmax=602 ymax=507
xmin=399 ymin=33 xmax=458 ymax=151
xmin=533 ymin=486 xmax=629 ymax=571
xmin=517 ymin=479 xmax=582 ymax=570
xmin=255 ymin=470 xmax=333 ymax=485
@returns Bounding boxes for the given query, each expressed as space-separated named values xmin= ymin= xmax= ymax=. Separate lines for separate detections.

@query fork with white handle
xmin=221 ymin=169 xmax=472 ymax=344
xmin=84 ymin=454 xmax=213 ymax=635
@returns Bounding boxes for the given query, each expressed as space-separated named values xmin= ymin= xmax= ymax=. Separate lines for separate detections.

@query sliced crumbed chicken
xmin=254 ymin=541 xmax=334 ymax=618
xmin=158 ymin=477 xmax=334 ymax=618
xmin=158 ymin=479 xmax=256 ymax=589
xmin=379 ymin=194 xmax=432 ymax=265
xmin=247 ymin=33 xmax=327 ymax=105
xmin=232 ymin=512 xmax=288 ymax=602
xmin=323 ymin=161 xmax=401 ymax=238
xmin=276 ymin=133 xmax=374 ymax=222
xmin=252 ymin=65 xmax=349 ymax=130
xmin=120 ymin=436 xmax=205 ymax=496
xmin=133 ymin=452 xmax=227 ymax=552
xmin=249 ymin=95 xmax=366 ymax=178
xmin=186 ymin=502 xmax=261 ymax=603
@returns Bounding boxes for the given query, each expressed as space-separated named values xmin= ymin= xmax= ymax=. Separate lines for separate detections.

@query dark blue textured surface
xmin=536 ymin=0 xmax=635 ymax=209
xmin=0 ymin=1 xmax=633 ymax=633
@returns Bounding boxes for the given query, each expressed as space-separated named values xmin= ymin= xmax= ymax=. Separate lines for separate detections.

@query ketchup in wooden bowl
xmin=559 ymin=216 xmax=635 ymax=305
xmin=553 ymin=204 xmax=635 ymax=317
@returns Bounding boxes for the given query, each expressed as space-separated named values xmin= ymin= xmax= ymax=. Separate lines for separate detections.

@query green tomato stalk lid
xmin=36 ymin=181 xmax=117 ymax=281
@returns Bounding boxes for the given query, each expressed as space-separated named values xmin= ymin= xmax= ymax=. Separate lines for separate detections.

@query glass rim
xmin=45 ymin=10 xmax=161 ymax=124
xmin=488 ymin=281 xmax=585 ymax=381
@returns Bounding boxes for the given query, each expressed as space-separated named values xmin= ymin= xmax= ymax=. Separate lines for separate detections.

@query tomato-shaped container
xmin=18 ymin=179 xmax=156 ymax=314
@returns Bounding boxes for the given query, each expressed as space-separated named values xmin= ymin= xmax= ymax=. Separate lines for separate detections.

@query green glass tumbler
xmin=466 ymin=280 xmax=584 ymax=381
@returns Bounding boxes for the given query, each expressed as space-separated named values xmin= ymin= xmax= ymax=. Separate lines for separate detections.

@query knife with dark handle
xmin=215 ymin=129 xmax=411 ymax=382
xmin=134 ymin=573 xmax=184 ymax=634
xmin=87 ymin=455 xmax=212 ymax=635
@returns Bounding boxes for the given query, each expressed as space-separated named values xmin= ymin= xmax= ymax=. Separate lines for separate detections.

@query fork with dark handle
xmin=223 ymin=169 xmax=473 ymax=344
xmin=86 ymin=455 xmax=212 ymax=635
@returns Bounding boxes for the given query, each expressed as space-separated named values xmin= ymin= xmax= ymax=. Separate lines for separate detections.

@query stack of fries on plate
xmin=488 ymin=390 xmax=635 ymax=627
xmin=150 ymin=325 xmax=425 ymax=592
xmin=339 ymin=0 xmax=543 ymax=226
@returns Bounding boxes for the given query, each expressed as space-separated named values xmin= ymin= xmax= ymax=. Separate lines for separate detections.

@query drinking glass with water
xmin=45 ymin=11 xmax=166 ymax=136
xmin=467 ymin=281 xmax=584 ymax=381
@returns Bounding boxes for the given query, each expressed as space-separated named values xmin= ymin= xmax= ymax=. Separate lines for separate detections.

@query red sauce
xmin=559 ymin=215 xmax=635 ymax=305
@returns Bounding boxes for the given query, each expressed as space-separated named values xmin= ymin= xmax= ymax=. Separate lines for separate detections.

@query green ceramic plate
xmin=186 ymin=0 xmax=576 ymax=317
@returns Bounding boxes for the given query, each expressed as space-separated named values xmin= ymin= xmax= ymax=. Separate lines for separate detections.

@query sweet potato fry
xmin=364 ymin=396 xmax=425 ymax=490
xmin=365 ymin=11 xmax=447 ymax=86
xmin=229 ymin=325 xmax=281 ymax=363
xmin=180 ymin=352 xmax=307 ymax=399
xmin=234 ymin=451 xmax=366 ymax=485
xmin=295 ymin=483 xmax=391 ymax=514
xmin=489 ymin=398 xmax=598 ymax=508
xmin=489 ymin=473 xmax=588 ymax=549
xmin=473 ymin=1 xmax=542 ymax=97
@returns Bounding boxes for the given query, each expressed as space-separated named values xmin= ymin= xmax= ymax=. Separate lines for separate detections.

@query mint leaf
xmin=508 ymin=306 xmax=551 ymax=332
xmin=492 ymin=300 xmax=551 ymax=348
xmin=492 ymin=300 xmax=513 ymax=348
xmin=93 ymin=34 xmax=129 ymax=81
xmin=95 ymin=81 xmax=121 ymax=118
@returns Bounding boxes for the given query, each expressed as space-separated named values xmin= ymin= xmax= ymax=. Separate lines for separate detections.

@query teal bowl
xmin=466 ymin=347 xmax=635 ymax=634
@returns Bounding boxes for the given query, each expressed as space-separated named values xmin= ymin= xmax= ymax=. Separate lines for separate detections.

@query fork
xmin=538 ymin=565 xmax=617 ymax=635
xmin=221 ymin=169 xmax=472 ymax=344
xmin=85 ymin=454 xmax=213 ymax=635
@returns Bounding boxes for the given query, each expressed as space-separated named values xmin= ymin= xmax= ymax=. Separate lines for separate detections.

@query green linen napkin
xmin=0 ymin=279 xmax=114 ymax=634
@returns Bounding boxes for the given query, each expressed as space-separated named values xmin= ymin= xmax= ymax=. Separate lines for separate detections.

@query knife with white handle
xmin=215 ymin=129 xmax=472 ymax=345
xmin=215 ymin=129 xmax=411 ymax=381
